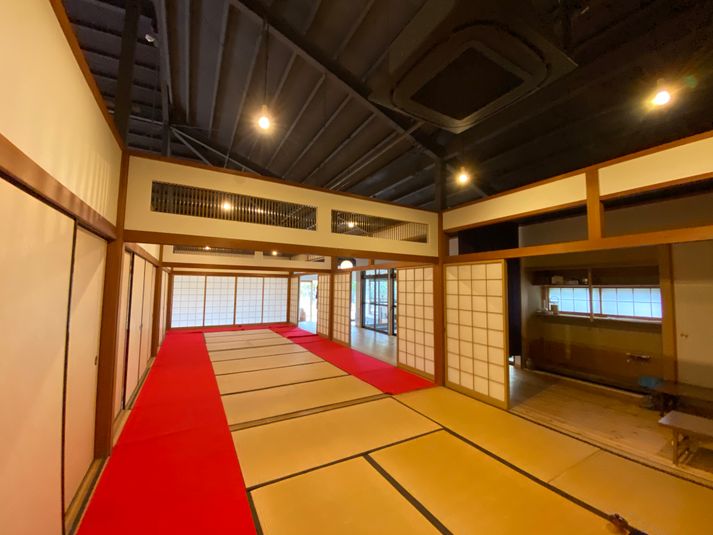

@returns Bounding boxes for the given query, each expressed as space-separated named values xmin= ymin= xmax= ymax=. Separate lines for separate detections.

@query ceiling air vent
xmin=370 ymin=0 xmax=576 ymax=133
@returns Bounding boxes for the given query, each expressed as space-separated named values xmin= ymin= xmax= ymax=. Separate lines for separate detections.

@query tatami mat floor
xmin=205 ymin=328 xmax=713 ymax=535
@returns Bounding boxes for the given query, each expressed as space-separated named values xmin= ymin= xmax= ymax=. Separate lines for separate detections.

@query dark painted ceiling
xmin=63 ymin=0 xmax=713 ymax=210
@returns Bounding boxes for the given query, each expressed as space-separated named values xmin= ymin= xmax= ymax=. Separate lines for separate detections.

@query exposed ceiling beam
xmin=229 ymin=0 xmax=444 ymax=163
xmin=282 ymin=94 xmax=351 ymax=178
xmin=152 ymin=0 xmax=172 ymax=155
xmin=222 ymin=28 xmax=264 ymax=166
xmin=301 ymin=114 xmax=376 ymax=185
xmin=172 ymin=128 xmax=212 ymax=165
xmin=207 ymin=0 xmax=231 ymax=135
xmin=114 ymin=0 xmax=141 ymax=141
xmin=266 ymin=74 xmax=325 ymax=168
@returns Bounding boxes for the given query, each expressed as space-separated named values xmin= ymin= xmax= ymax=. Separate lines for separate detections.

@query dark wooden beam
xmin=114 ymin=0 xmax=141 ymax=140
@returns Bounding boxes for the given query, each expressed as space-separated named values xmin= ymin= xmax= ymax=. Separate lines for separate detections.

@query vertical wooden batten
xmin=328 ymin=258 xmax=336 ymax=340
xmin=586 ymin=168 xmax=603 ymax=240
xmin=93 ymin=152 xmax=129 ymax=458
xmin=432 ymin=213 xmax=447 ymax=386
xmin=286 ymin=272 xmax=293 ymax=324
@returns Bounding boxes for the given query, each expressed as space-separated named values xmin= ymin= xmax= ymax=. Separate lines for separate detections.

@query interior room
xmin=3 ymin=1 xmax=713 ymax=534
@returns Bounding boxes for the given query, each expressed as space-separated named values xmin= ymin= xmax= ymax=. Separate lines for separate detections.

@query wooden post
xmin=328 ymin=258 xmax=336 ymax=340
xmin=93 ymin=153 xmax=129 ymax=457
xmin=433 ymin=213 xmax=447 ymax=386
xmin=659 ymin=245 xmax=678 ymax=381
xmin=286 ymin=271 xmax=292 ymax=324
xmin=586 ymin=169 xmax=603 ymax=240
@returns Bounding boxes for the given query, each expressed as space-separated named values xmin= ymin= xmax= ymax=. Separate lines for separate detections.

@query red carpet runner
xmin=77 ymin=331 xmax=256 ymax=535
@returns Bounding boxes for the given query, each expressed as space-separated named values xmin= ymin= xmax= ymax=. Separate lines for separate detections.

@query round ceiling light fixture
xmin=651 ymin=89 xmax=672 ymax=107
xmin=338 ymin=259 xmax=355 ymax=270
xmin=456 ymin=168 xmax=470 ymax=185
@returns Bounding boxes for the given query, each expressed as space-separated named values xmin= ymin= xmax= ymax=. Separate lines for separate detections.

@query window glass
xmin=547 ymin=286 xmax=661 ymax=320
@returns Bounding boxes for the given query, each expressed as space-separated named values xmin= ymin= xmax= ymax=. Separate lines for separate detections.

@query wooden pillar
xmin=286 ymin=271 xmax=293 ymax=324
xmin=433 ymin=213 xmax=447 ymax=386
xmin=328 ymin=258 xmax=336 ymax=340
xmin=659 ymin=245 xmax=678 ymax=381
xmin=94 ymin=153 xmax=129 ymax=457
xmin=586 ymin=169 xmax=603 ymax=240
xmin=150 ymin=251 xmax=163 ymax=358
xmin=166 ymin=271 xmax=174 ymax=330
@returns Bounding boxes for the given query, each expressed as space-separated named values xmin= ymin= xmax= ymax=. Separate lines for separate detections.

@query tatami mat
xmin=206 ymin=338 xmax=293 ymax=351
xmin=551 ymin=450 xmax=713 ymax=535
xmin=211 ymin=353 xmax=324 ymax=375
xmin=234 ymin=398 xmax=440 ymax=487
xmin=216 ymin=362 xmax=346 ymax=395
xmin=204 ymin=329 xmax=276 ymax=339
xmin=251 ymin=457 xmax=440 ymax=535
xmin=397 ymin=387 xmax=597 ymax=482
xmin=209 ymin=344 xmax=308 ymax=362
xmin=221 ymin=376 xmax=381 ymax=425
xmin=370 ymin=431 xmax=609 ymax=535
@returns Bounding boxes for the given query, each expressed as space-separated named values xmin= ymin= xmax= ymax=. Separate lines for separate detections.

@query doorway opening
xmin=298 ymin=274 xmax=318 ymax=333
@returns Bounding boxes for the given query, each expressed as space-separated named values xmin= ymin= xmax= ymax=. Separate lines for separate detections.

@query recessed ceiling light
xmin=221 ymin=201 xmax=232 ymax=211
xmin=651 ymin=89 xmax=672 ymax=107
xmin=338 ymin=259 xmax=355 ymax=269
xmin=271 ymin=250 xmax=278 ymax=256
xmin=204 ymin=246 xmax=211 ymax=251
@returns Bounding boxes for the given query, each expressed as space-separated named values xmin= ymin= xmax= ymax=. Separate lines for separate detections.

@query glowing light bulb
xmin=457 ymin=169 xmax=470 ymax=185
xmin=651 ymin=90 xmax=671 ymax=107
xmin=347 ymin=221 xmax=355 ymax=229
xmin=257 ymin=105 xmax=271 ymax=131
xmin=221 ymin=201 xmax=232 ymax=211
xmin=204 ymin=246 xmax=211 ymax=251
xmin=271 ymin=250 xmax=278 ymax=256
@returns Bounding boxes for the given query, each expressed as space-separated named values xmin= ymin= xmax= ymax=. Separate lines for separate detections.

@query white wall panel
xmin=443 ymin=174 xmax=586 ymax=231
xmin=138 ymin=262 xmax=155 ymax=372
xmin=599 ymin=136 xmax=713 ymax=197
xmin=317 ymin=274 xmax=331 ymax=337
xmin=0 ymin=0 xmax=121 ymax=223
xmin=125 ymin=256 xmax=146 ymax=402
xmin=333 ymin=272 xmax=351 ymax=345
xmin=289 ymin=276 xmax=299 ymax=324
xmin=445 ymin=261 xmax=509 ymax=408
xmin=397 ymin=267 xmax=435 ymax=377
xmin=113 ymin=251 xmax=131 ymax=418
xmin=64 ymin=228 xmax=106 ymax=509
xmin=0 ymin=179 xmax=73 ymax=535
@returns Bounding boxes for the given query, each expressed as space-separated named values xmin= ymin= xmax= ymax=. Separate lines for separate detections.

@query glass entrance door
xmin=362 ymin=270 xmax=389 ymax=334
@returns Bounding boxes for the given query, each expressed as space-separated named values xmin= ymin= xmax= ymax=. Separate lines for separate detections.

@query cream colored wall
xmin=599 ymin=136 xmax=713 ymax=197
xmin=163 ymin=246 xmax=330 ymax=270
xmin=64 ymin=228 xmax=106 ymax=509
xmin=137 ymin=243 xmax=161 ymax=259
xmin=124 ymin=156 xmax=439 ymax=257
xmin=0 ymin=0 xmax=122 ymax=224
xmin=672 ymin=241 xmax=713 ymax=388
xmin=443 ymin=174 xmax=586 ymax=232
xmin=0 ymin=179 xmax=74 ymax=535
xmin=173 ymin=267 xmax=291 ymax=275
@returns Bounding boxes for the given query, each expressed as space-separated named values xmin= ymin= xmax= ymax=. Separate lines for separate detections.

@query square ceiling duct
xmin=370 ymin=0 xmax=577 ymax=133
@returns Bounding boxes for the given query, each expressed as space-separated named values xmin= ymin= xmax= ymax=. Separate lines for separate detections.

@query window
xmin=546 ymin=286 xmax=662 ymax=320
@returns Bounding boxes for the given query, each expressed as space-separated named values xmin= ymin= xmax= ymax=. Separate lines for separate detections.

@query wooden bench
xmin=658 ymin=410 xmax=713 ymax=465
xmin=651 ymin=381 xmax=713 ymax=416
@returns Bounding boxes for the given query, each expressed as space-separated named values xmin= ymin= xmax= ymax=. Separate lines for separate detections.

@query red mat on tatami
xmin=270 ymin=327 xmax=433 ymax=395
xmin=77 ymin=332 xmax=256 ymax=535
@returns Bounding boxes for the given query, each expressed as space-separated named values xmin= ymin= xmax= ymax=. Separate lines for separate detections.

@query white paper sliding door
xmin=205 ymin=275 xmax=236 ymax=326
xmin=64 ymin=228 xmax=106 ymax=509
xmin=262 ymin=277 xmax=288 ymax=323
xmin=396 ymin=266 xmax=435 ymax=378
xmin=317 ymin=274 xmax=331 ymax=337
xmin=0 ymin=179 xmax=74 ymax=535
xmin=289 ymin=275 xmax=299 ymax=324
xmin=333 ymin=272 xmax=351 ymax=345
xmin=445 ymin=261 xmax=509 ymax=408
xmin=124 ymin=256 xmax=146 ymax=402
xmin=138 ymin=262 xmax=155 ymax=373
xmin=170 ymin=275 xmax=205 ymax=328
xmin=236 ymin=276 xmax=263 ymax=324
xmin=113 ymin=251 xmax=132 ymax=418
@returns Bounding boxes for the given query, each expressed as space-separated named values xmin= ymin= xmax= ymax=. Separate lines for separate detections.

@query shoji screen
xmin=445 ymin=261 xmax=509 ymax=408
xmin=138 ymin=262 xmax=155 ymax=372
xmin=0 ymin=179 xmax=73 ymax=535
xmin=113 ymin=251 xmax=132 ymax=418
xmin=125 ymin=256 xmax=146 ymax=404
xmin=205 ymin=276 xmax=235 ymax=326
xmin=317 ymin=274 xmax=331 ymax=336
xmin=64 ymin=228 xmax=106 ymax=509
xmin=333 ymin=272 xmax=351 ymax=345
xmin=397 ymin=266 xmax=435 ymax=377
xmin=289 ymin=275 xmax=299 ymax=324
xmin=263 ymin=277 xmax=288 ymax=322
xmin=171 ymin=275 xmax=205 ymax=327
xmin=236 ymin=276 xmax=263 ymax=324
